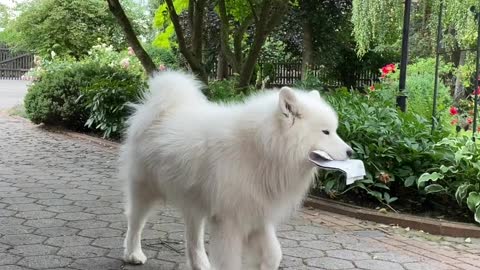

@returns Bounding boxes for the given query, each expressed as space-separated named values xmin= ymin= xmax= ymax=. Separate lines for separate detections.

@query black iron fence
xmin=210 ymin=61 xmax=379 ymax=89
xmin=0 ymin=44 xmax=34 ymax=80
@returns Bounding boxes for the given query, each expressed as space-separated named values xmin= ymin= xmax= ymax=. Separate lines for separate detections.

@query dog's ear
xmin=279 ymin=87 xmax=300 ymax=118
xmin=309 ymin=90 xmax=320 ymax=99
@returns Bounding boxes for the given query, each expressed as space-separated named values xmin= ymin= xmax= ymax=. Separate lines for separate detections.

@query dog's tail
xmin=125 ymin=70 xmax=207 ymax=139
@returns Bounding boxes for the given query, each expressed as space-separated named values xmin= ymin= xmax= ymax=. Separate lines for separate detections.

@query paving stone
xmin=8 ymin=244 xmax=58 ymax=256
xmin=0 ymin=265 xmax=32 ymax=270
xmin=305 ymin=257 xmax=354 ymax=269
xmin=6 ymin=203 xmax=45 ymax=211
xmin=78 ymin=228 xmax=123 ymax=238
xmin=326 ymin=249 xmax=371 ymax=260
xmin=45 ymin=236 xmax=92 ymax=247
xmin=35 ymin=227 xmax=79 ymax=237
xmin=0 ymin=234 xmax=46 ymax=245
xmin=23 ymin=218 xmax=66 ymax=228
xmin=277 ymin=231 xmax=317 ymax=241
xmin=69 ymin=257 xmax=123 ymax=270
xmin=295 ymin=225 xmax=334 ymax=235
xmin=300 ymin=240 xmax=342 ymax=251
xmin=17 ymin=255 xmax=71 ymax=269
xmin=355 ymin=259 xmax=405 ymax=270
xmin=36 ymin=199 xmax=72 ymax=206
xmin=283 ymin=247 xmax=325 ymax=258
xmin=15 ymin=210 xmax=56 ymax=219
xmin=55 ymin=212 xmax=95 ymax=221
xmin=0 ymin=253 xmax=21 ymax=265
xmin=91 ymin=237 xmax=124 ymax=249
xmin=0 ymin=210 xmax=16 ymax=217
xmin=0 ymin=225 xmax=35 ymax=235
xmin=66 ymin=220 xmax=109 ymax=229
xmin=57 ymin=245 xmax=107 ymax=258
xmin=372 ymin=251 xmax=422 ymax=263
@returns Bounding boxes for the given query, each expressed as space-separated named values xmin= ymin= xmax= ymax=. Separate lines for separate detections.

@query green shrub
xmin=81 ymin=70 xmax=145 ymax=138
xmin=24 ymin=44 xmax=146 ymax=137
xmin=24 ymin=60 xmax=90 ymax=129
xmin=415 ymin=137 xmax=480 ymax=223
xmin=317 ymin=88 xmax=446 ymax=205
xmin=207 ymin=78 xmax=250 ymax=103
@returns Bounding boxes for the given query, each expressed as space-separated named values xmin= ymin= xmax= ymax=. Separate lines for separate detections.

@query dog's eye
xmin=322 ymin=130 xmax=330 ymax=135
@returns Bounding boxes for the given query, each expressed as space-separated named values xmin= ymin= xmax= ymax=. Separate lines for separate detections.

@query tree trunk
xmin=454 ymin=51 xmax=466 ymax=101
xmin=164 ymin=0 xmax=208 ymax=84
xmin=237 ymin=0 xmax=288 ymax=90
xmin=107 ymin=0 xmax=157 ymax=76
xmin=216 ymin=52 xmax=228 ymax=80
xmin=301 ymin=18 xmax=313 ymax=80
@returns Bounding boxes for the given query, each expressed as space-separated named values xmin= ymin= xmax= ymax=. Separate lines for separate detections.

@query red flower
xmin=369 ymin=85 xmax=375 ymax=91
xmin=477 ymin=126 xmax=480 ymax=132
xmin=449 ymin=106 xmax=458 ymax=116
xmin=468 ymin=118 xmax=473 ymax=125
xmin=451 ymin=119 xmax=458 ymax=125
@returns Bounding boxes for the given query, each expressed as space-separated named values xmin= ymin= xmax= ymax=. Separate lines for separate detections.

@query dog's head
xmin=277 ymin=87 xmax=352 ymax=162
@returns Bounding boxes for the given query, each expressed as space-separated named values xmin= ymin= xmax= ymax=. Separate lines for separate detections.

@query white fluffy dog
xmin=120 ymin=71 xmax=352 ymax=270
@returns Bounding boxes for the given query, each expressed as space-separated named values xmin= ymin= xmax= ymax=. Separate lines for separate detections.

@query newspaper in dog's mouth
xmin=309 ymin=150 xmax=366 ymax=185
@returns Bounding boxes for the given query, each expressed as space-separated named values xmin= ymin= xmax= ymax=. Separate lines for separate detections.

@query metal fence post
xmin=397 ymin=0 xmax=412 ymax=112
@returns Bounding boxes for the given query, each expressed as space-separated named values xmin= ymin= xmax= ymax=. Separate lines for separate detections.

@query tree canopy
xmin=2 ymin=0 xmax=148 ymax=58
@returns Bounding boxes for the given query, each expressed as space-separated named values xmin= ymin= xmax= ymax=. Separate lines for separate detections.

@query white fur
xmin=120 ymin=71 xmax=352 ymax=270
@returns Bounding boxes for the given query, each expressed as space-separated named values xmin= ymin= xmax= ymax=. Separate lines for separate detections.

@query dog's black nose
xmin=346 ymin=149 xmax=353 ymax=157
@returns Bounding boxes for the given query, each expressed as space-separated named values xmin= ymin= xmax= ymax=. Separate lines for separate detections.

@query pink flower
xmin=127 ymin=47 xmax=135 ymax=56
xmin=369 ymin=85 xmax=375 ymax=91
xmin=158 ymin=64 xmax=167 ymax=71
xmin=120 ymin=58 xmax=130 ymax=69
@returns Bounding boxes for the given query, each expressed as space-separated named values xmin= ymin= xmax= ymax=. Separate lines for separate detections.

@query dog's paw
xmin=124 ymin=250 xmax=147 ymax=265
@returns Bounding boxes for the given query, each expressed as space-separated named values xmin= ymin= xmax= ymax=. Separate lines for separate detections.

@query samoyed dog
xmin=120 ymin=71 xmax=352 ymax=270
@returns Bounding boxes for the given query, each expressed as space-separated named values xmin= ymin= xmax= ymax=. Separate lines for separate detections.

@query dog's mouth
xmin=309 ymin=150 xmax=334 ymax=163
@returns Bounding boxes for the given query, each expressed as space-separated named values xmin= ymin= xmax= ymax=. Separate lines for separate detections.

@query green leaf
xmin=456 ymin=184 xmax=473 ymax=206
xmin=476 ymin=206 xmax=480 ymax=224
xmin=404 ymin=176 xmax=416 ymax=187
xmin=467 ymin=192 xmax=480 ymax=213
xmin=417 ymin=172 xmax=443 ymax=188
xmin=424 ymin=184 xmax=445 ymax=194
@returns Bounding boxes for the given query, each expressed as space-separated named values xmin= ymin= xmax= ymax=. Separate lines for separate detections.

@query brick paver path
xmin=1 ymin=115 xmax=480 ymax=270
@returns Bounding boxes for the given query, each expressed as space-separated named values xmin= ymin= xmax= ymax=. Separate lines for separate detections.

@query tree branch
xmin=106 ymin=0 xmax=157 ymax=76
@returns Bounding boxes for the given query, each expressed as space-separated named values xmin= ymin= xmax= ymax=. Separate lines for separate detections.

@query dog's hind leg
xmin=184 ymin=209 xmax=211 ymax=270
xmin=123 ymin=181 xmax=155 ymax=265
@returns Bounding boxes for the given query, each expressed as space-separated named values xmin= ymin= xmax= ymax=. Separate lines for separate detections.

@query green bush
xmin=313 ymin=84 xmax=480 ymax=223
xmin=24 ymin=44 xmax=146 ymax=138
xmin=317 ymin=88 xmax=446 ymax=204
xmin=81 ymin=70 xmax=145 ymax=138
xmin=415 ymin=137 xmax=480 ymax=223
xmin=24 ymin=60 xmax=90 ymax=129
xmin=207 ymin=78 xmax=250 ymax=103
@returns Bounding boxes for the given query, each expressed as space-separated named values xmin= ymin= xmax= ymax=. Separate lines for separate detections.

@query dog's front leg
xmin=209 ymin=218 xmax=243 ymax=270
xmin=246 ymin=223 xmax=282 ymax=270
